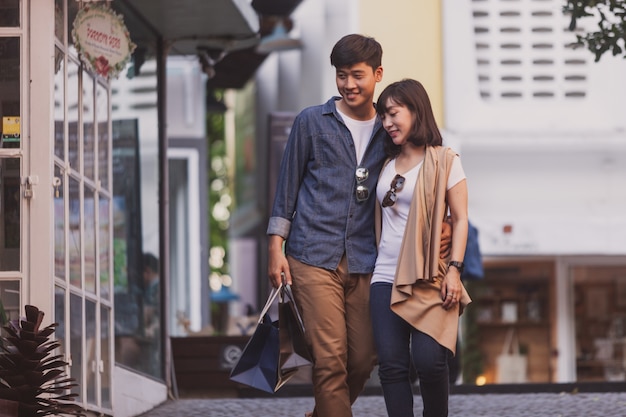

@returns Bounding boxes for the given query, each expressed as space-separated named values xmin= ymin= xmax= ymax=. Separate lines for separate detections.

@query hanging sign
xmin=71 ymin=3 xmax=136 ymax=79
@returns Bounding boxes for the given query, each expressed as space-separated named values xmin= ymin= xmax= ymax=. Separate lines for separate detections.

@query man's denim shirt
xmin=267 ymin=97 xmax=387 ymax=274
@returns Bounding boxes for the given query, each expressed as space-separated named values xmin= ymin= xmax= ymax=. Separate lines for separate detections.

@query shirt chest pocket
xmin=311 ymin=134 xmax=348 ymax=167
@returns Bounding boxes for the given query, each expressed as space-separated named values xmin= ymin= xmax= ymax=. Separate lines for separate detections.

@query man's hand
xmin=268 ymin=235 xmax=291 ymax=288
xmin=440 ymin=217 xmax=452 ymax=258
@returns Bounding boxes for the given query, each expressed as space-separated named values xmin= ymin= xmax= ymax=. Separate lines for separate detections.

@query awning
xmin=119 ymin=0 xmax=260 ymax=55
xmin=115 ymin=0 xmax=301 ymax=89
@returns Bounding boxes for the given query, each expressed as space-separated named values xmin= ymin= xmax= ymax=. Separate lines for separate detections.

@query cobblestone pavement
xmin=140 ymin=392 xmax=626 ymax=417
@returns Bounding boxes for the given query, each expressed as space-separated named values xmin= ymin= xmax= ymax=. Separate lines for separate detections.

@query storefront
xmin=464 ymin=257 xmax=626 ymax=385
xmin=0 ymin=1 xmax=261 ymax=415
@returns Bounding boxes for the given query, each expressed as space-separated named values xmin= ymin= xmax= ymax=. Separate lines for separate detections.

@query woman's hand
xmin=441 ymin=267 xmax=462 ymax=310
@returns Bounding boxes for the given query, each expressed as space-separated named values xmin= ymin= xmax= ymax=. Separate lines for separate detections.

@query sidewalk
xmin=139 ymin=389 xmax=626 ymax=417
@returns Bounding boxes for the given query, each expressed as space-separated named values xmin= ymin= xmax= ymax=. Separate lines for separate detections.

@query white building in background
xmin=443 ymin=1 xmax=626 ymax=257
xmin=441 ymin=0 xmax=626 ymax=384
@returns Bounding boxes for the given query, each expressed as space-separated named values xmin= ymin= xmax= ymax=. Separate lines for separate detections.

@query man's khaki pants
xmin=288 ymin=255 xmax=377 ymax=417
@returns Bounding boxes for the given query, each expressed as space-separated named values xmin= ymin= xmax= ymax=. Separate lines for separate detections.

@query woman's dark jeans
xmin=370 ymin=282 xmax=450 ymax=417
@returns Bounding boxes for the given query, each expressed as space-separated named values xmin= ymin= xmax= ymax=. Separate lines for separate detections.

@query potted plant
xmin=0 ymin=305 xmax=84 ymax=416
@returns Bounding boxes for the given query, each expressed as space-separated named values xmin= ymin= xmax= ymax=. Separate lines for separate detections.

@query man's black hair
xmin=330 ymin=34 xmax=382 ymax=70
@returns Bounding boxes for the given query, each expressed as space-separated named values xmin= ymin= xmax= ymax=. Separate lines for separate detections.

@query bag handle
xmin=257 ymin=283 xmax=283 ymax=324
xmin=501 ymin=328 xmax=521 ymax=355
xmin=280 ymin=283 xmax=307 ymax=332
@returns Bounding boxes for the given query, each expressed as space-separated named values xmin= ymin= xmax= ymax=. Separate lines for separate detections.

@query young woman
xmin=371 ymin=79 xmax=472 ymax=417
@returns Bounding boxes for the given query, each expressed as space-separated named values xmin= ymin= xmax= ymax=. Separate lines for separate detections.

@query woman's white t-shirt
xmin=371 ymin=155 xmax=466 ymax=285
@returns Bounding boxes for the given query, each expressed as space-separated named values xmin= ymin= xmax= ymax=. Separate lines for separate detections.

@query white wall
xmin=460 ymin=136 xmax=626 ymax=255
xmin=166 ymin=56 xmax=207 ymax=139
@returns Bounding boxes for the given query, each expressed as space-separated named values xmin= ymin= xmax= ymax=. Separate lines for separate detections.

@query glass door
xmin=51 ymin=0 xmax=113 ymax=413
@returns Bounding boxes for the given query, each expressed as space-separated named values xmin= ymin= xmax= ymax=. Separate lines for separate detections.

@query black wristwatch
xmin=448 ymin=261 xmax=465 ymax=274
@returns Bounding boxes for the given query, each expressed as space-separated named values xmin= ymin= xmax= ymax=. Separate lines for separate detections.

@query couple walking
xmin=267 ymin=34 xmax=471 ymax=417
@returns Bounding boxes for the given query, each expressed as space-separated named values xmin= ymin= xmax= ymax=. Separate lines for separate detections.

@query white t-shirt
xmin=371 ymin=156 xmax=466 ymax=285
xmin=338 ymin=109 xmax=376 ymax=165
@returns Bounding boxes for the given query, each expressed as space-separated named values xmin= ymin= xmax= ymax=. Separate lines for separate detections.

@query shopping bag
xmin=278 ymin=284 xmax=313 ymax=372
xmin=229 ymin=286 xmax=282 ymax=393
xmin=496 ymin=328 xmax=527 ymax=383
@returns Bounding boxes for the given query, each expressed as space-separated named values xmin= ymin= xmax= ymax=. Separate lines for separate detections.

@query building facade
xmin=1 ymin=1 xmax=258 ymax=416
xmin=441 ymin=0 xmax=626 ymax=384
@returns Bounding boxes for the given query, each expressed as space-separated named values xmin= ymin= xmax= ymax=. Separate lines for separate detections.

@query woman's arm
xmin=441 ymin=178 xmax=468 ymax=310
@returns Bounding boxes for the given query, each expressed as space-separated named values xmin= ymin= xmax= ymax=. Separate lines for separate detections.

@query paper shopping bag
xmin=496 ymin=328 xmax=527 ymax=383
xmin=230 ymin=286 xmax=283 ymax=393
xmin=229 ymin=313 xmax=280 ymax=393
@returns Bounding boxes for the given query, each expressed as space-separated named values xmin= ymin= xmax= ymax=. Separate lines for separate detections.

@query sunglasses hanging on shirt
xmin=355 ymin=166 xmax=369 ymax=202
xmin=382 ymin=174 xmax=405 ymax=207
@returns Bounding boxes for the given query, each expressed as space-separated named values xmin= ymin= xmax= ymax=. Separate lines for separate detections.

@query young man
xmin=267 ymin=34 xmax=386 ymax=417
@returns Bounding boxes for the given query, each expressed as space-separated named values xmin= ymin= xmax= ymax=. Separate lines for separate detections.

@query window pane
xmin=69 ymin=176 xmax=81 ymax=288
xmin=55 ymin=0 xmax=64 ymax=41
xmin=112 ymin=119 xmax=142 ymax=372
xmin=54 ymin=286 xmax=66 ymax=354
xmin=100 ymin=305 xmax=111 ymax=408
xmin=142 ymin=252 xmax=161 ymax=377
xmin=68 ymin=59 xmax=80 ymax=171
xmin=0 ymin=37 xmax=20 ymax=150
xmin=85 ymin=299 xmax=96 ymax=405
xmin=54 ymin=164 xmax=65 ymax=279
xmin=69 ymin=293 xmax=83 ymax=402
xmin=83 ymin=70 xmax=95 ymax=180
xmin=84 ymin=187 xmax=96 ymax=294
xmin=68 ymin=1 xmax=79 ymax=47
xmin=96 ymin=83 xmax=109 ymax=190
xmin=54 ymin=48 xmax=65 ymax=160
xmin=0 ymin=0 xmax=19 ymax=27
xmin=0 ymin=158 xmax=20 ymax=271
xmin=574 ymin=265 xmax=626 ymax=382
xmin=99 ymin=196 xmax=110 ymax=300
xmin=0 ymin=280 xmax=20 ymax=325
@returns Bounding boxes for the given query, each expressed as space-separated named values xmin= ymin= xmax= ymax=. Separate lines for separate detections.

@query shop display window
xmin=574 ymin=265 xmax=626 ymax=382
xmin=464 ymin=261 xmax=555 ymax=384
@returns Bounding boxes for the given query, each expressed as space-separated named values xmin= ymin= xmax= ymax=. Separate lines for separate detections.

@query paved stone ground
xmin=139 ymin=392 xmax=626 ymax=417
